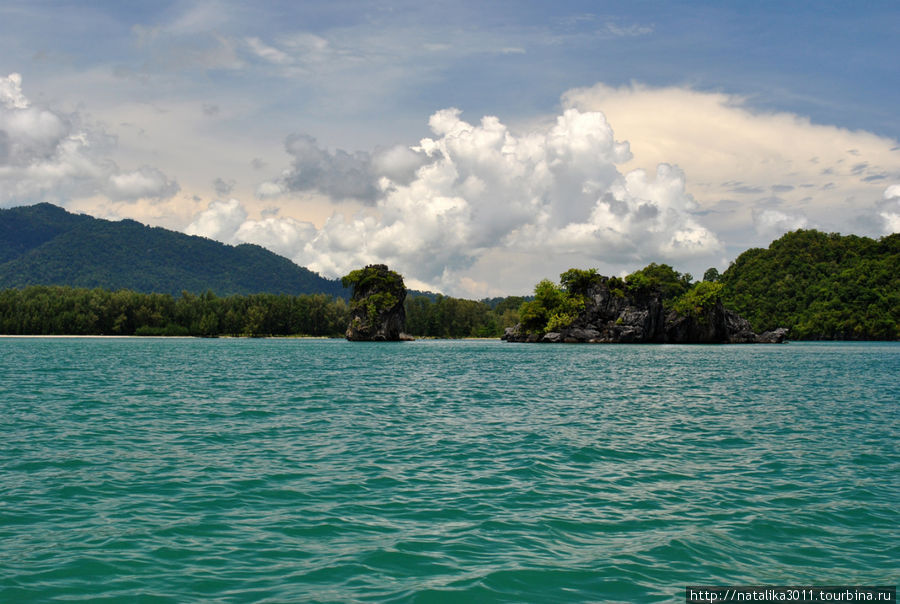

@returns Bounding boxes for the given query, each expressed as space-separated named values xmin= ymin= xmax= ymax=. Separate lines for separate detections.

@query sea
xmin=1 ymin=338 xmax=897 ymax=602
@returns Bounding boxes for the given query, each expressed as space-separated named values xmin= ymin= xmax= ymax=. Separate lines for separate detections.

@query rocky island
xmin=341 ymin=264 xmax=411 ymax=341
xmin=503 ymin=266 xmax=787 ymax=344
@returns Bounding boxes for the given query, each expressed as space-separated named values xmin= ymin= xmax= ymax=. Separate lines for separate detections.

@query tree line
xmin=2 ymin=229 xmax=896 ymax=340
xmin=0 ymin=286 xmax=522 ymax=338
xmin=0 ymin=287 xmax=350 ymax=337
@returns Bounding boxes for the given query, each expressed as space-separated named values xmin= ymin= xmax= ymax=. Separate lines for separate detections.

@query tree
xmin=703 ymin=267 xmax=721 ymax=282
xmin=626 ymin=263 xmax=692 ymax=300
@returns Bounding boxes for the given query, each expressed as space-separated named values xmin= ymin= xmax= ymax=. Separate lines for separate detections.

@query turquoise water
xmin=1 ymin=338 xmax=897 ymax=602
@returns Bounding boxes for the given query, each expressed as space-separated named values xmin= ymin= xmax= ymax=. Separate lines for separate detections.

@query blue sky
xmin=1 ymin=1 xmax=898 ymax=295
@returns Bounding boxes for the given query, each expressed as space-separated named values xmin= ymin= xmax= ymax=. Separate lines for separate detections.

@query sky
xmin=1 ymin=0 xmax=898 ymax=297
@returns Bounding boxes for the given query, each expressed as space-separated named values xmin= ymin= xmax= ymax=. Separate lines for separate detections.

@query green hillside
xmin=0 ymin=203 xmax=345 ymax=298
xmin=720 ymin=230 xmax=899 ymax=340
xmin=0 ymin=202 xmax=94 ymax=263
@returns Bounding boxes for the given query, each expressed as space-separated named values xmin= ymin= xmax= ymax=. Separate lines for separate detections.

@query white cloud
xmin=194 ymin=106 xmax=724 ymax=294
xmin=561 ymin=82 xmax=900 ymax=245
xmin=0 ymin=73 xmax=178 ymax=207
xmin=107 ymin=166 xmax=180 ymax=201
xmin=234 ymin=216 xmax=318 ymax=259
xmin=184 ymin=198 xmax=321 ymax=260
xmin=371 ymin=145 xmax=429 ymax=186
xmin=185 ymin=198 xmax=247 ymax=241
xmin=256 ymin=181 xmax=286 ymax=198
xmin=752 ymin=208 xmax=810 ymax=239
xmin=0 ymin=73 xmax=29 ymax=109
xmin=204 ymin=85 xmax=899 ymax=296
xmin=880 ymin=185 xmax=900 ymax=233
xmin=245 ymin=37 xmax=292 ymax=65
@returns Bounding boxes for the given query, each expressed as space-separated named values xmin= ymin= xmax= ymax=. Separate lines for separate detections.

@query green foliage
xmin=703 ymin=267 xmax=721 ymax=282
xmin=0 ymin=203 xmax=345 ymax=298
xmin=518 ymin=272 xmax=594 ymax=335
xmin=625 ymin=263 xmax=692 ymax=300
xmin=403 ymin=294 xmax=519 ymax=338
xmin=0 ymin=286 xmax=350 ymax=337
xmin=341 ymin=265 xmax=405 ymax=331
xmin=341 ymin=266 xmax=403 ymax=295
xmin=671 ymin=281 xmax=725 ymax=319
xmin=720 ymin=230 xmax=900 ymax=339
xmin=607 ymin=276 xmax=626 ymax=298
xmin=559 ymin=268 xmax=602 ymax=295
xmin=0 ymin=282 xmax=526 ymax=340
xmin=519 ymin=280 xmax=560 ymax=333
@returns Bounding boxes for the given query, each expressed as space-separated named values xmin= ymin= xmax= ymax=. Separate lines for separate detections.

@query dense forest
xmin=0 ymin=286 xmax=520 ymax=338
xmin=719 ymin=230 xmax=899 ymax=340
xmin=0 ymin=203 xmax=345 ymax=297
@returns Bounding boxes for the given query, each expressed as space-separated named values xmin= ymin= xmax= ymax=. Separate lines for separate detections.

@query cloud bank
xmin=562 ymin=83 xmax=900 ymax=243
xmin=0 ymin=73 xmax=178 ymax=207
xmin=189 ymin=84 xmax=900 ymax=296
xmin=189 ymin=106 xmax=723 ymax=294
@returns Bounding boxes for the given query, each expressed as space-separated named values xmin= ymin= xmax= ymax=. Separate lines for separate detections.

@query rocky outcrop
xmin=503 ymin=278 xmax=787 ymax=344
xmin=342 ymin=264 xmax=411 ymax=341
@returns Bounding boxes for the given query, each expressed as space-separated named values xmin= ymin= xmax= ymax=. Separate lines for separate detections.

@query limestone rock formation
xmin=503 ymin=277 xmax=787 ymax=344
xmin=341 ymin=264 xmax=410 ymax=341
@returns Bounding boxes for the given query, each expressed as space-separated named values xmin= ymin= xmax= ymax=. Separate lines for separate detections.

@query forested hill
xmin=720 ymin=229 xmax=899 ymax=340
xmin=0 ymin=203 xmax=346 ymax=298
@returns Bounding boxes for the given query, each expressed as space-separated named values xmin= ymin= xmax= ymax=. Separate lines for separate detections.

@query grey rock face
xmin=502 ymin=279 xmax=787 ymax=344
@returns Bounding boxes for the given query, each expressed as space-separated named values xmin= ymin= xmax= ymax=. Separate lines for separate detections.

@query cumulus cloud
xmin=185 ymin=197 xmax=318 ymax=259
xmin=753 ymin=208 xmax=810 ymax=239
xmin=259 ymin=135 xmax=430 ymax=203
xmin=182 ymin=83 xmax=900 ymax=295
xmin=879 ymin=185 xmax=900 ymax=233
xmin=184 ymin=198 xmax=248 ymax=241
xmin=267 ymin=134 xmax=379 ymax=201
xmin=107 ymin=166 xmax=180 ymax=201
xmin=0 ymin=73 xmax=30 ymax=109
xmin=234 ymin=216 xmax=318 ymax=259
xmin=200 ymin=106 xmax=723 ymax=294
xmin=561 ymin=82 xmax=900 ymax=243
xmin=0 ymin=72 xmax=178 ymax=206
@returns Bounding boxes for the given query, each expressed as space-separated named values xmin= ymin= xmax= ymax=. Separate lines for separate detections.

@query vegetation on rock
xmin=342 ymin=264 xmax=408 ymax=340
xmin=670 ymin=281 xmax=726 ymax=322
xmin=506 ymin=263 xmax=777 ymax=343
xmin=517 ymin=263 xmax=709 ymax=337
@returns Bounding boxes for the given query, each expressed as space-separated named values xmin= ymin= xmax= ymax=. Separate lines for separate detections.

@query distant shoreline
xmin=0 ymin=334 xmax=335 ymax=339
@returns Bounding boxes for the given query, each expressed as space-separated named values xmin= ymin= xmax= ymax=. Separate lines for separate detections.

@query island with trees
xmin=503 ymin=265 xmax=787 ymax=343
xmin=341 ymin=264 xmax=411 ymax=341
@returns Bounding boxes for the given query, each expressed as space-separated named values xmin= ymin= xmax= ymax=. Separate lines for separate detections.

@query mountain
xmin=720 ymin=229 xmax=899 ymax=340
xmin=0 ymin=203 xmax=346 ymax=298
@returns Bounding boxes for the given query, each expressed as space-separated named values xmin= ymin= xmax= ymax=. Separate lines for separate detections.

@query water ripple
xmin=1 ymin=338 xmax=897 ymax=602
